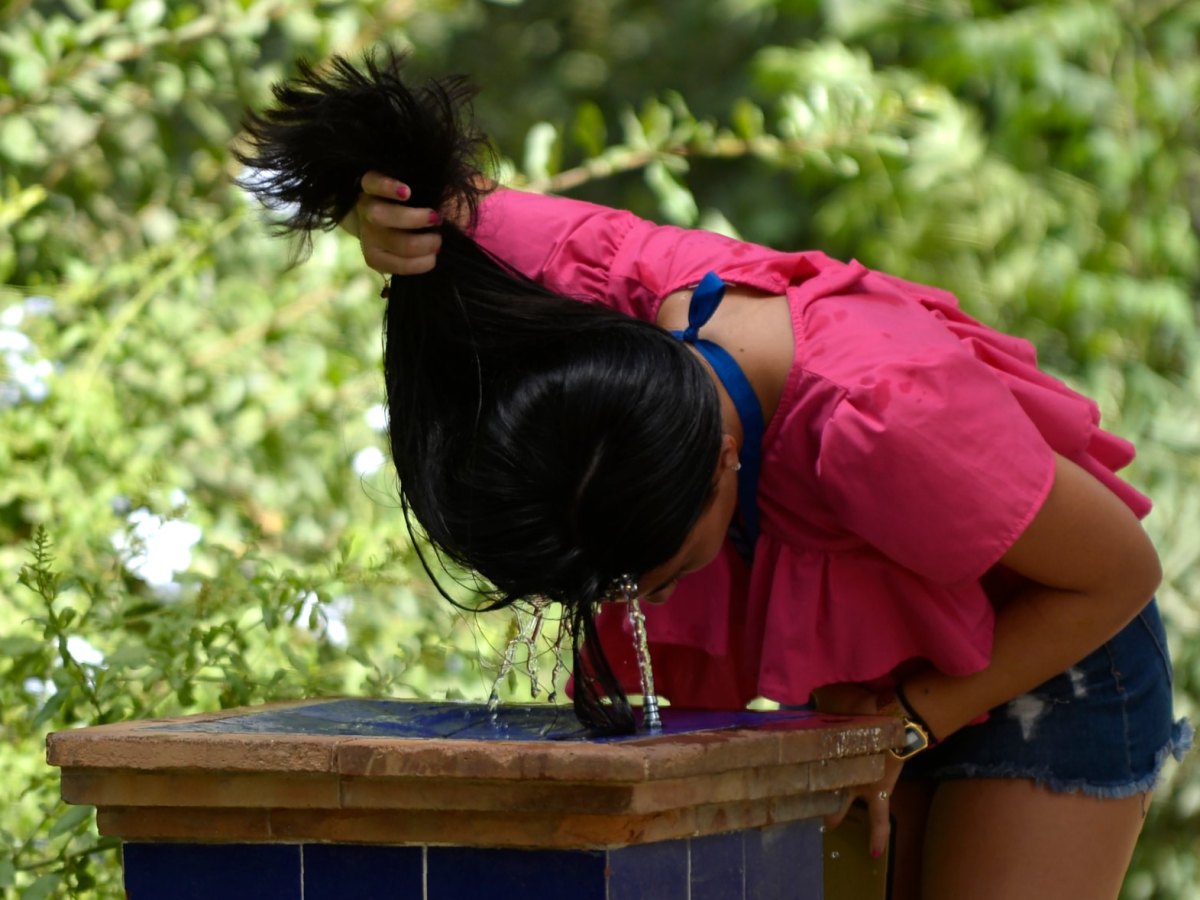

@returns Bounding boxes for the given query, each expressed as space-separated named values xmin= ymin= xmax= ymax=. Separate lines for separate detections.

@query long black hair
xmin=236 ymin=48 xmax=723 ymax=733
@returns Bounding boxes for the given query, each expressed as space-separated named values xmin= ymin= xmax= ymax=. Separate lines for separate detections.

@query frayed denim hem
xmin=905 ymin=716 xmax=1194 ymax=800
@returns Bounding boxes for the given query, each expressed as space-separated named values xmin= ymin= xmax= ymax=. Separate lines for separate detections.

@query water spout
xmin=626 ymin=594 xmax=662 ymax=732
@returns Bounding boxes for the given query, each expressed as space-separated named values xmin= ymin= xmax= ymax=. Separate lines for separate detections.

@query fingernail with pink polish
xmin=395 ymin=183 xmax=411 ymax=201
xmin=428 ymin=211 xmax=442 ymax=225
xmin=870 ymin=847 xmax=882 ymax=859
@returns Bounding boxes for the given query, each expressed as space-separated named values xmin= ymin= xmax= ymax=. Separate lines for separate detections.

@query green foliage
xmin=1 ymin=0 xmax=1197 ymax=897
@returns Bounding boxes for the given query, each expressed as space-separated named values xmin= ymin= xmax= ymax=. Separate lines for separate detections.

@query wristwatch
xmin=877 ymin=690 xmax=936 ymax=760
xmin=889 ymin=715 xmax=932 ymax=760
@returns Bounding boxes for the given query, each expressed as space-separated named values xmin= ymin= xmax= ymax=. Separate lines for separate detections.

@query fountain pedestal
xmin=47 ymin=699 xmax=898 ymax=899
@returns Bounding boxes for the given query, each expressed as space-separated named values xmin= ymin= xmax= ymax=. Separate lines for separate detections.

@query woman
xmin=240 ymin=50 xmax=1190 ymax=899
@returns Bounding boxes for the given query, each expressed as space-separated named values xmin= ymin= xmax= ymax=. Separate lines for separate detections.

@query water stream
xmin=545 ymin=613 xmax=567 ymax=704
xmin=486 ymin=607 xmax=537 ymax=718
xmin=625 ymin=594 xmax=662 ymax=732
xmin=486 ymin=590 xmax=662 ymax=733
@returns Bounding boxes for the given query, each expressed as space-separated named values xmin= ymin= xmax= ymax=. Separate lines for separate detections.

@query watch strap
xmin=895 ymin=682 xmax=940 ymax=744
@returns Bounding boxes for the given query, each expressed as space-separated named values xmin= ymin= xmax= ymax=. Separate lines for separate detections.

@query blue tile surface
xmin=427 ymin=846 xmax=607 ymax=900
xmin=302 ymin=843 xmax=422 ymax=899
xmin=690 ymin=831 xmax=746 ymax=900
xmin=744 ymin=820 xmax=823 ymax=900
xmin=147 ymin=699 xmax=823 ymax=743
xmin=608 ymin=837 xmax=689 ymax=900
xmin=123 ymin=843 xmax=301 ymax=900
xmin=123 ymin=824 xmax=826 ymax=900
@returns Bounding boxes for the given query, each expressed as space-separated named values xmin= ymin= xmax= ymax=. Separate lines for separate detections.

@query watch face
xmin=904 ymin=723 xmax=928 ymax=752
xmin=890 ymin=720 xmax=930 ymax=760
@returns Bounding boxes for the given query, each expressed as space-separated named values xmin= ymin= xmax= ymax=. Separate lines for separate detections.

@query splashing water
xmin=523 ymin=597 xmax=549 ymax=698
xmin=487 ymin=600 xmax=548 ymax=718
xmin=485 ymin=589 xmax=661 ymax=734
xmin=625 ymin=594 xmax=662 ymax=731
xmin=546 ymin=610 xmax=568 ymax=704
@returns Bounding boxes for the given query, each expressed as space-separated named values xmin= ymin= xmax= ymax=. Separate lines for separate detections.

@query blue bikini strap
xmin=671 ymin=271 xmax=764 ymax=551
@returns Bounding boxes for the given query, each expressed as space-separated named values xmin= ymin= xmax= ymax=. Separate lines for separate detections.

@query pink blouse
xmin=471 ymin=188 xmax=1152 ymax=709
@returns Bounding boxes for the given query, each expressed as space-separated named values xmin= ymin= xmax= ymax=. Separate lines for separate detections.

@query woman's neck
xmin=656 ymin=287 xmax=794 ymax=433
xmin=685 ymin=345 xmax=745 ymax=451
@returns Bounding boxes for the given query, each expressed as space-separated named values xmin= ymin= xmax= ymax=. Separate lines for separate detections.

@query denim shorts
xmin=902 ymin=600 xmax=1193 ymax=798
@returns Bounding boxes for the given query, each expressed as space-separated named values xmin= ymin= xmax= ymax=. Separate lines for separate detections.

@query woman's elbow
xmin=1120 ymin=526 xmax=1162 ymax=611
xmin=1000 ymin=454 xmax=1163 ymax=619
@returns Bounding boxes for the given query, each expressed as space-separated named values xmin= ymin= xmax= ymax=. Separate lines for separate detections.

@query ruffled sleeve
xmin=472 ymin=188 xmax=823 ymax=320
xmin=471 ymin=189 xmax=640 ymax=308
xmin=815 ymin=343 xmax=1057 ymax=586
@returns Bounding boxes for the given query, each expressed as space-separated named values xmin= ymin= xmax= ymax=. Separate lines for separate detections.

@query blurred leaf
xmin=47 ymin=804 xmax=92 ymax=838
xmin=0 ymin=636 xmax=42 ymax=657
xmin=522 ymin=121 xmax=559 ymax=182
xmin=22 ymin=874 xmax=61 ymax=900
xmin=0 ymin=117 xmax=45 ymax=165
xmin=571 ymin=101 xmax=606 ymax=158
xmin=644 ymin=159 xmax=697 ymax=226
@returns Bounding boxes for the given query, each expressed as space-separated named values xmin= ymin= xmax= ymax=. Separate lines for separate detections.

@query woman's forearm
xmin=903 ymin=580 xmax=1156 ymax=741
xmin=902 ymin=452 xmax=1160 ymax=741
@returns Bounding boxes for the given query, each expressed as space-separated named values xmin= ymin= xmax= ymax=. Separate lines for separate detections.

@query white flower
xmin=296 ymin=592 xmax=353 ymax=647
xmin=324 ymin=595 xmax=353 ymax=647
xmin=0 ymin=296 xmax=52 ymax=329
xmin=67 ymin=636 xmax=106 ymax=667
xmin=23 ymin=296 xmax=54 ymax=317
xmin=1 ymin=321 xmax=53 ymax=404
xmin=112 ymin=509 xmax=203 ymax=595
xmin=0 ymin=328 xmax=32 ymax=353
xmin=364 ymin=403 xmax=389 ymax=432
xmin=11 ymin=357 xmax=52 ymax=401
xmin=352 ymin=446 xmax=386 ymax=476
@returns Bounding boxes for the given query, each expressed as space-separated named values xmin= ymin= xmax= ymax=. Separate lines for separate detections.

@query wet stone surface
xmin=146 ymin=698 xmax=821 ymax=742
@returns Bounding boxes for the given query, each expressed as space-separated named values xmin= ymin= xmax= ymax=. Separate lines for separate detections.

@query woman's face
xmin=638 ymin=433 xmax=741 ymax=605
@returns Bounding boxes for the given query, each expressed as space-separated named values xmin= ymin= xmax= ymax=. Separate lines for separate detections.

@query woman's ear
xmin=719 ymin=433 xmax=740 ymax=474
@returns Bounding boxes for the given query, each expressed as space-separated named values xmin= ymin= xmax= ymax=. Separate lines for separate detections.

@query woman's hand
xmin=341 ymin=172 xmax=444 ymax=275
xmin=813 ymin=684 xmax=903 ymax=859
xmin=826 ymin=754 xmax=905 ymax=861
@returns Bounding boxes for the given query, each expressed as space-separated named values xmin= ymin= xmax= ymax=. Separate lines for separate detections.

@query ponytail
xmin=236 ymin=48 xmax=723 ymax=734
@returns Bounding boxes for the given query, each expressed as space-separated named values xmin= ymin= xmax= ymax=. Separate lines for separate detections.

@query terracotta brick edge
xmin=48 ymin=703 xmax=901 ymax=784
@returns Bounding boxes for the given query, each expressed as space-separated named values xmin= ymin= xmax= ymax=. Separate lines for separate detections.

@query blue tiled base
xmin=122 ymin=819 xmax=822 ymax=900
xmin=123 ymin=843 xmax=303 ymax=899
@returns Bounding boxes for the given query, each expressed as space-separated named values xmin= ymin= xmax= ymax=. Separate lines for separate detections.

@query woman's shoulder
xmin=789 ymin=264 xmax=980 ymax=386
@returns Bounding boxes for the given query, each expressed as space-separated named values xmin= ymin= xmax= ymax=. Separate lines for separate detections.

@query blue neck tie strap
xmin=671 ymin=272 xmax=764 ymax=553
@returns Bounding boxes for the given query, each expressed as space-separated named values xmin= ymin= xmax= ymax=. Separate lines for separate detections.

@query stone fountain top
xmin=47 ymin=698 xmax=899 ymax=849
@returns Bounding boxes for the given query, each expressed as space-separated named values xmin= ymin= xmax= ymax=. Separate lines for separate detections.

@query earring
xmin=732 ymin=462 xmax=743 ymax=472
